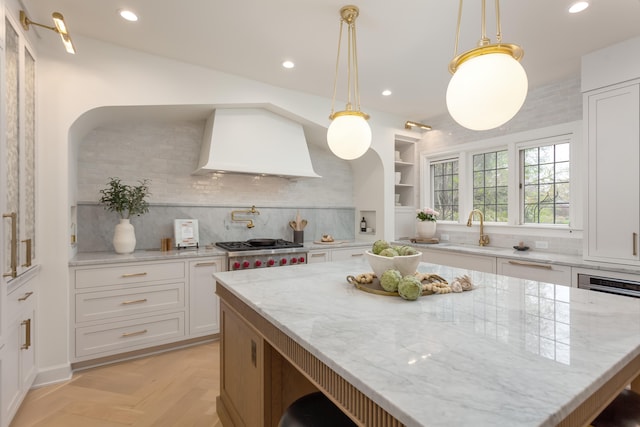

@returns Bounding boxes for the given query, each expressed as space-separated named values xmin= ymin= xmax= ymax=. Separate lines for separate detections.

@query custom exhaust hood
xmin=193 ymin=108 xmax=321 ymax=178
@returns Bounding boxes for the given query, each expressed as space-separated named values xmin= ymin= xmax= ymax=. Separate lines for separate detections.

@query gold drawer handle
xmin=21 ymin=319 xmax=31 ymax=349
xmin=634 ymin=232 xmax=638 ymax=256
xmin=351 ymin=253 xmax=363 ymax=257
xmin=121 ymin=298 xmax=148 ymax=305
xmin=310 ymin=252 xmax=327 ymax=257
xmin=121 ymin=272 xmax=148 ymax=278
xmin=508 ymin=260 xmax=553 ymax=270
xmin=195 ymin=262 xmax=217 ymax=267
xmin=18 ymin=291 xmax=34 ymax=301
xmin=121 ymin=329 xmax=148 ymax=338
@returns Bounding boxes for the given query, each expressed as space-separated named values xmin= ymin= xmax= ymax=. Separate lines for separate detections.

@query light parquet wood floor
xmin=10 ymin=341 xmax=222 ymax=427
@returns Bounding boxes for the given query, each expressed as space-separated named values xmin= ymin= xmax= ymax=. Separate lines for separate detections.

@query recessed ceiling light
xmin=382 ymin=89 xmax=392 ymax=96
xmin=282 ymin=60 xmax=295 ymax=69
xmin=119 ymin=9 xmax=138 ymax=22
xmin=568 ymin=1 xmax=589 ymax=13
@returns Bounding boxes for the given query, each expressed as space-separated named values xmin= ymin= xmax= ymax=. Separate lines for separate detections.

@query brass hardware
xmin=21 ymin=319 xmax=31 ymax=350
xmin=18 ymin=291 xmax=34 ymax=301
xmin=404 ymin=121 xmax=432 ymax=131
xmin=507 ymin=260 xmax=553 ymax=270
xmin=351 ymin=253 xmax=363 ymax=257
xmin=251 ymin=339 xmax=257 ymax=367
xmin=121 ymin=298 xmax=148 ymax=305
xmin=231 ymin=205 xmax=260 ymax=228
xmin=3 ymin=212 xmax=18 ymax=278
xmin=70 ymin=234 xmax=76 ymax=244
xmin=121 ymin=272 xmax=148 ymax=278
xmin=466 ymin=209 xmax=490 ymax=246
xmin=634 ymin=232 xmax=638 ymax=256
xmin=121 ymin=329 xmax=148 ymax=338
xmin=22 ymin=238 xmax=32 ymax=268
xmin=195 ymin=262 xmax=217 ymax=267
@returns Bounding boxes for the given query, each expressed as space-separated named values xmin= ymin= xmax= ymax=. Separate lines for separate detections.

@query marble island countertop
xmin=214 ymin=258 xmax=640 ymax=426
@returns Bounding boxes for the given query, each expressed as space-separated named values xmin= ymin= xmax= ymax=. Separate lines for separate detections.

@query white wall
xmin=32 ymin=34 xmax=405 ymax=382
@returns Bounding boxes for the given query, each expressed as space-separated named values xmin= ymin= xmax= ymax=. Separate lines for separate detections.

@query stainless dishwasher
xmin=578 ymin=274 xmax=640 ymax=298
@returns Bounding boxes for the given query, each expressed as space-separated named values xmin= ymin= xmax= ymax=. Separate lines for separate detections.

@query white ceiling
xmin=21 ymin=0 xmax=640 ymax=122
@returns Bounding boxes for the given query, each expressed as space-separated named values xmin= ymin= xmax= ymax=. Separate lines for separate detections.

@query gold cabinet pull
xmin=21 ymin=319 xmax=31 ymax=350
xmin=195 ymin=261 xmax=217 ymax=267
xmin=3 ymin=212 xmax=17 ymax=278
xmin=121 ymin=272 xmax=148 ymax=278
xmin=121 ymin=298 xmax=147 ymax=305
xmin=351 ymin=253 xmax=363 ymax=257
xmin=121 ymin=329 xmax=148 ymax=338
xmin=21 ymin=238 xmax=32 ymax=268
xmin=507 ymin=260 xmax=553 ymax=270
xmin=310 ymin=252 xmax=327 ymax=257
xmin=634 ymin=232 xmax=638 ymax=256
xmin=18 ymin=291 xmax=34 ymax=301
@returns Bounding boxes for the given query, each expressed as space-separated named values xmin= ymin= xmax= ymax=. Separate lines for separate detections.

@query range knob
xmin=242 ymin=260 xmax=250 ymax=269
xmin=280 ymin=258 xmax=288 ymax=265
xmin=254 ymin=260 xmax=262 ymax=268
xmin=233 ymin=261 xmax=241 ymax=270
xmin=298 ymin=256 xmax=305 ymax=263
xmin=267 ymin=259 xmax=276 ymax=267
xmin=291 ymin=257 xmax=298 ymax=264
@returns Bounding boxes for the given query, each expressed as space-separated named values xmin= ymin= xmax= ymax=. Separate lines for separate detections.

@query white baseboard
xmin=32 ymin=363 xmax=72 ymax=388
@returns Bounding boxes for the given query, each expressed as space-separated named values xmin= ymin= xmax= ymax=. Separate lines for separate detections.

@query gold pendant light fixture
xmin=327 ymin=5 xmax=371 ymax=160
xmin=20 ymin=10 xmax=76 ymax=54
xmin=446 ymin=0 xmax=527 ymax=131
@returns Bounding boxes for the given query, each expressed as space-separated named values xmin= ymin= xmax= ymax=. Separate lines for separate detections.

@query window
xmin=521 ymin=142 xmax=570 ymax=224
xmin=431 ymin=159 xmax=459 ymax=221
xmin=472 ymin=150 xmax=508 ymax=222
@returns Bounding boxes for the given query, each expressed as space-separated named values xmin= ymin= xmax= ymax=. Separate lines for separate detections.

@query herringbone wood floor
xmin=10 ymin=341 xmax=221 ymax=427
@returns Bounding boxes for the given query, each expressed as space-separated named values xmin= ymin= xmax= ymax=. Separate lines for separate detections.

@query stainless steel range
xmin=216 ymin=239 xmax=307 ymax=270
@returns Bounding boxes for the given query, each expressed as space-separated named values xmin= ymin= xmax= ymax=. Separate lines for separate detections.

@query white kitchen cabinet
xmin=71 ymin=260 xmax=188 ymax=363
xmin=307 ymin=246 xmax=369 ymax=263
xmin=2 ymin=15 xmax=37 ymax=280
xmin=420 ymin=248 xmax=496 ymax=273
xmin=189 ymin=257 xmax=224 ymax=337
xmin=584 ymin=80 xmax=640 ymax=266
xmin=1 ymin=272 xmax=37 ymax=426
xmin=496 ymin=257 xmax=572 ymax=286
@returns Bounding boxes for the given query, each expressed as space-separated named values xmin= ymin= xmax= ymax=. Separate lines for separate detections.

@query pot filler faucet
xmin=466 ymin=209 xmax=490 ymax=246
xmin=231 ymin=205 xmax=260 ymax=228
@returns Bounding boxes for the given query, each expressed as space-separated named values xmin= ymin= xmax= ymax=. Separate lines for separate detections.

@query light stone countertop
xmin=69 ymin=247 xmax=228 ymax=266
xmin=214 ymin=258 xmax=640 ymax=426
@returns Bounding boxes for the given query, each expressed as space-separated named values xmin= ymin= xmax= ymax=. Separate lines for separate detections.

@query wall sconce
xmin=404 ymin=121 xmax=432 ymax=131
xmin=20 ymin=10 xmax=76 ymax=54
xmin=327 ymin=5 xmax=371 ymax=161
xmin=446 ymin=0 xmax=527 ymax=131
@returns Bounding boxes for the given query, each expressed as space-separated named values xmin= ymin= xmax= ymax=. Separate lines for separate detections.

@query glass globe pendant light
xmin=327 ymin=5 xmax=371 ymax=160
xmin=446 ymin=0 xmax=528 ymax=131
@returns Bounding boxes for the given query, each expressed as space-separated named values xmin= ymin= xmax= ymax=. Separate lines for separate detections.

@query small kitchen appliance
xmin=216 ymin=238 xmax=307 ymax=270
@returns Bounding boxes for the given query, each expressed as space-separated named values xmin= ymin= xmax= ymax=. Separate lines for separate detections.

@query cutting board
xmin=313 ymin=240 xmax=348 ymax=245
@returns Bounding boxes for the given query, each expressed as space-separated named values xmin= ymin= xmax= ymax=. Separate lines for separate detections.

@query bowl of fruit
xmin=365 ymin=240 xmax=421 ymax=278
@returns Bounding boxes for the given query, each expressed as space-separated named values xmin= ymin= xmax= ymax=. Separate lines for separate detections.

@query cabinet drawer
xmin=76 ymin=283 xmax=185 ymax=323
xmin=331 ymin=247 xmax=367 ymax=262
xmin=496 ymin=258 xmax=572 ymax=286
xmin=7 ymin=279 xmax=36 ymax=322
xmin=307 ymin=250 xmax=330 ymax=263
xmin=75 ymin=312 xmax=185 ymax=358
xmin=75 ymin=261 xmax=185 ymax=289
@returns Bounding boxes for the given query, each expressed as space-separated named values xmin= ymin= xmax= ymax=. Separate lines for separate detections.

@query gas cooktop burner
xmin=216 ymin=239 xmax=303 ymax=252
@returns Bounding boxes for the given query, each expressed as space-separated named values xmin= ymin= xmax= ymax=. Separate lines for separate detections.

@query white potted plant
xmin=416 ymin=207 xmax=438 ymax=239
xmin=99 ymin=177 xmax=151 ymax=254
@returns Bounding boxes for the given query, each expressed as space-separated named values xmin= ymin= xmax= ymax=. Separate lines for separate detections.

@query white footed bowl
xmin=365 ymin=250 xmax=422 ymax=278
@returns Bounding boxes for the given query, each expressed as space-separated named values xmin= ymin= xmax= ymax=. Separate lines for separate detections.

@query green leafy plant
xmin=99 ymin=177 xmax=151 ymax=219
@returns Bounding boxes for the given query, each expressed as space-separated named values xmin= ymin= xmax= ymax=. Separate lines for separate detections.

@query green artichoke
xmin=379 ymin=248 xmax=399 ymax=258
xmin=398 ymin=275 xmax=423 ymax=301
xmin=380 ymin=269 xmax=402 ymax=292
xmin=372 ymin=240 xmax=391 ymax=255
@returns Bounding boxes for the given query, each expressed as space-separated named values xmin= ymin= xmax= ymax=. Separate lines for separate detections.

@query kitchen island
xmin=214 ymin=258 xmax=640 ymax=426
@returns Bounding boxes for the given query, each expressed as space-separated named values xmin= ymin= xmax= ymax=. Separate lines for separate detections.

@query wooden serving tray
xmin=346 ymin=274 xmax=448 ymax=297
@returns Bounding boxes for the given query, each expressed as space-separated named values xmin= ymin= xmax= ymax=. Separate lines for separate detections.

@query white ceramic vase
xmin=416 ymin=221 xmax=437 ymax=239
xmin=113 ymin=218 xmax=136 ymax=254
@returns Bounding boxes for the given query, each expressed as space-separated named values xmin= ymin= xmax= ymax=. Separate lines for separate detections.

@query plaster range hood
xmin=193 ymin=108 xmax=321 ymax=178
